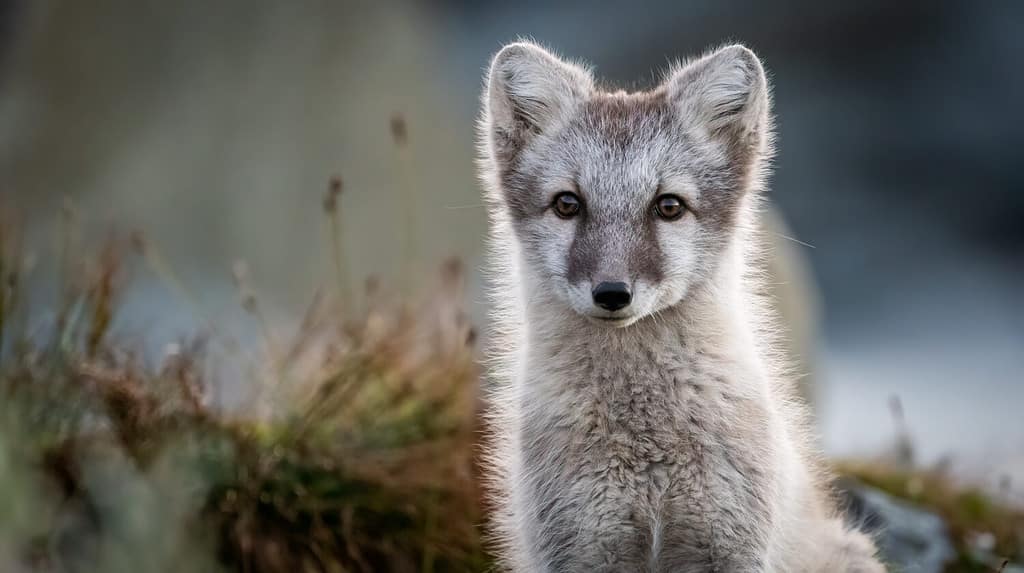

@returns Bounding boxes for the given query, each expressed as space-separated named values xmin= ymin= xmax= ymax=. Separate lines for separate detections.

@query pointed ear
xmin=484 ymin=41 xmax=593 ymax=164
xmin=663 ymin=45 xmax=769 ymax=154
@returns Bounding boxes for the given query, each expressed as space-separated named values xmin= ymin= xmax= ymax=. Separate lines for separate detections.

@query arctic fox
xmin=477 ymin=41 xmax=885 ymax=572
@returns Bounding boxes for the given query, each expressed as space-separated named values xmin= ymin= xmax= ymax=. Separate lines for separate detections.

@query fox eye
xmin=654 ymin=195 xmax=686 ymax=221
xmin=552 ymin=192 xmax=581 ymax=219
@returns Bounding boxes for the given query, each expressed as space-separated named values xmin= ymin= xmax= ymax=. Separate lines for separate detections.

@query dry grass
xmin=0 ymin=192 xmax=489 ymax=572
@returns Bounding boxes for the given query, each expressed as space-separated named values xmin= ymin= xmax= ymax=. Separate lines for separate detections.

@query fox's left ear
xmin=663 ymin=45 xmax=770 ymax=156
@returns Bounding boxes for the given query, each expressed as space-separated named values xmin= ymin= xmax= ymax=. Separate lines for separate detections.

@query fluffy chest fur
xmin=509 ymin=309 xmax=780 ymax=571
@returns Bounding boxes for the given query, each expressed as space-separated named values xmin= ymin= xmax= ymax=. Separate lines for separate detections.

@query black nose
xmin=592 ymin=281 xmax=632 ymax=311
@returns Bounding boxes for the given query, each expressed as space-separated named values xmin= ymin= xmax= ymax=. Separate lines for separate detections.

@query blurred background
xmin=1 ymin=0 xmax=1022 ymax=530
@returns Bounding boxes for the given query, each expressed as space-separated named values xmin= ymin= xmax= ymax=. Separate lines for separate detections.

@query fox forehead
xmin=504 ymin=90 xmax=726 ymax=219
xmin=572 ymin=91 xmax=674 ymax=153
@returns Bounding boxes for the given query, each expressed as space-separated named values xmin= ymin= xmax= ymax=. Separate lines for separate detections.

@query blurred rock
xmin=838 ymin=478 xmax=956 ymax=573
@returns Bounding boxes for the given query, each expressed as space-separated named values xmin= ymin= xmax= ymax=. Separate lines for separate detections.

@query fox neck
xmin=517 ymin=242 xmax=764 ymax=396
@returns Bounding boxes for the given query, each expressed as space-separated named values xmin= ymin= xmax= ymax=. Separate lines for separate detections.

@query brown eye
xmin=654 ymin=195 xmax=686 ymax=221
xmin=552 ymin=192 xmax=581 ymax=218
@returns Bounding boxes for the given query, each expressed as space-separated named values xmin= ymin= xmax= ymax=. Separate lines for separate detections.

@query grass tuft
xmin=0 ymin=213 xmax=488 ymax=572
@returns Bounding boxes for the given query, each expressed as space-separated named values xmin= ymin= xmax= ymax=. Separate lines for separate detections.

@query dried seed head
xmin=241 ymin=291 xmax=257 ymax=313
xmin=441 ymin=256 xmax=463 ymax=282
xmin=323 ymin=176 xmax=343 ymax=213
xmin=231 ymin=261 xmax=259 ymax=313
xmin=389 ymin=113 xmax=408 ymax=148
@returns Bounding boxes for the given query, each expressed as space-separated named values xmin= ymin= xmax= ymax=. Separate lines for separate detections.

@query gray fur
xmin=478 ymin=40 xmax=884 ymax=572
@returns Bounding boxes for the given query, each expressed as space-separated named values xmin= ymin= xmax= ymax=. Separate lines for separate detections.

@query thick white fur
xmin=478 ymin=40 xmax=885 ymax=572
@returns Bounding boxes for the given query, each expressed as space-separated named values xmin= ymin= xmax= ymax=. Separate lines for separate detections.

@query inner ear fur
xmin=662 ymin=44 xmax=770 ymax=153
xmin=484 ymin=41 xmax=593 ymax=163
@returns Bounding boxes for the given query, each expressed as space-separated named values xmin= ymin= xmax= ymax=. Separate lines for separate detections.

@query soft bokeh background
xmin=2 ymin=1 xmax=1022 ymax=493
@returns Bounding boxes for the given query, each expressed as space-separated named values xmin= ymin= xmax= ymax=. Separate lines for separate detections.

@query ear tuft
xmin=663 ymin=44 xmax=769 ymax=146
xmin=484 ymin=41 xmax=593 ymax=163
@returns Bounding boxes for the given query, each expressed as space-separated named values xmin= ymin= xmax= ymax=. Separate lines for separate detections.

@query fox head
xmin=480 ymin=41 xmax=772 ymax=327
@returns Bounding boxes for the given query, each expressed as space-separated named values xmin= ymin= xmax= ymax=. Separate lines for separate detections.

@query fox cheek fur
xmin=478 ymin=41 xmax=884 ymax=572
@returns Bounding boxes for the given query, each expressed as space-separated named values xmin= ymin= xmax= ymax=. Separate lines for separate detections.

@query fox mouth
xmin=585 ymin=313 xmax=637 ymax=327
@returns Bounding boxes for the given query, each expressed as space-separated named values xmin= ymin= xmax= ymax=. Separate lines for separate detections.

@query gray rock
xmin=838 ymin=479 xmax=957 ymax=573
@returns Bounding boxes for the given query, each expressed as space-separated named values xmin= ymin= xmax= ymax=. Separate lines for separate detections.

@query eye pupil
xmin=553 ymin=192 xmax=581 ymax=218
xmin=655 ymin=195 xmax=686 ymax=220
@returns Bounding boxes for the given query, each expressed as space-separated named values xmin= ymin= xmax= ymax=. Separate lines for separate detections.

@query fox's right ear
xmin=662 ymin=45 xmax=770 ymax=159
xmin=484 ymin=41 xmax=593 ymax=163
